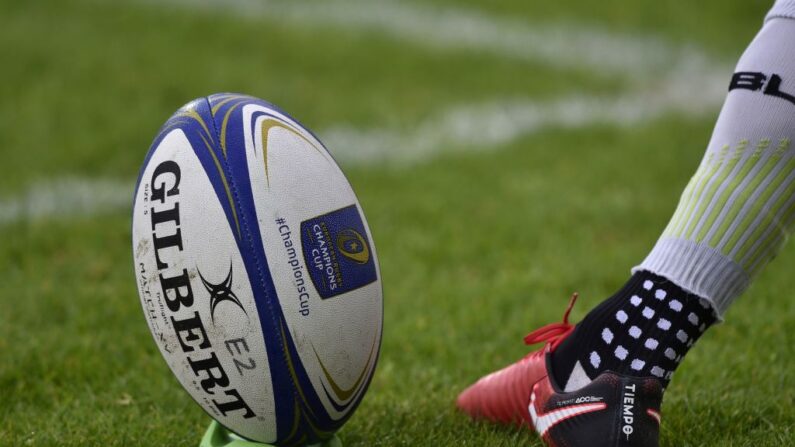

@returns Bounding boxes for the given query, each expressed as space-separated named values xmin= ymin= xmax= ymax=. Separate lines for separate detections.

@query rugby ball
xmin=131 ymin=94 xmax=383 ymax=445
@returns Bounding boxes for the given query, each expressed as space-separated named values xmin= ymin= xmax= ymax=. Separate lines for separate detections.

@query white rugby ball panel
xmin=132 ymin=95 xmax=383 ymax=445
xmin=132 ymin=127 xmax=277 ymax=441
xmin=242 ymin=104 xmax=382 ymax=419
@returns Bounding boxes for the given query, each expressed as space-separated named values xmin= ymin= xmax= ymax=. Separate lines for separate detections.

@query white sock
xmin=636 ymin=5 xmax=795 ymax=318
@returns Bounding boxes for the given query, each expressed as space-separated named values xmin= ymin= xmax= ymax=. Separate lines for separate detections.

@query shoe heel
xmin=541 ymin=372 xmax=662 ymax=447
xmin=613 ymin=375 xmax=663 ymax=447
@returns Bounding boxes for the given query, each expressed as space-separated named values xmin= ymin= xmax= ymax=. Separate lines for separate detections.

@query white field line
xmin=2 ymin=0 xmax=734 ymax=225
xmin=0 ymin=75 xmax=728 ymax=226
xmin=0 ymin=178 xmax=132 ymax=226
xmin=137 ymin=0 xmax=732 ymax=164
xmin=325 ymin=71 xmax=728 ymax=165
xmin=147 ymin=0 xmax=716 ymax=80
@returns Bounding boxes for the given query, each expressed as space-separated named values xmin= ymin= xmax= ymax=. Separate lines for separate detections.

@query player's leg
xmin=553 ymin=7 xmax=795 ymax=391
xmin=458 ymin=2 xmax=795 ymax=445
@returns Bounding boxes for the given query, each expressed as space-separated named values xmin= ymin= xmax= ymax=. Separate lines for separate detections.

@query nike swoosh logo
xmin=647 ymin=408 xmax=661 ymax=425
xmin=528 ymin=389 xmax=607 ymax=436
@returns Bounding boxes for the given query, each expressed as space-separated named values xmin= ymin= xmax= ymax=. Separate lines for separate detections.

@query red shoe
xmin=457 ymin=294 xmax=663 ymax=447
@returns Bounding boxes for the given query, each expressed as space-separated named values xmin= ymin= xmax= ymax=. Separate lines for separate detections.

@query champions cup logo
xmin=301 ymin=205 xmax=378 ymax=299
xmin=336 ymin=229 xmax=370 ymax=264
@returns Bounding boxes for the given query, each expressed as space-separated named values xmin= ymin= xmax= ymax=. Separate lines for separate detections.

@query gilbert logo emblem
xmin=198 ymin=264 xmax=247 ymax=323
xmin=336 ymin=229 xmax=370 ymax=264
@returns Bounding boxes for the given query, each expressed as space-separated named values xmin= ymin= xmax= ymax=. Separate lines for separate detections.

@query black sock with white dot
xmin=551 ymin=271 xmax=717 ymax=390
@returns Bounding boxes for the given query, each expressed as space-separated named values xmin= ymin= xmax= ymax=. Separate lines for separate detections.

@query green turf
xmin=0 ymin=0 xmax=617 ymax=193
xmin=1 ymin=0 xmax=794 ymax=446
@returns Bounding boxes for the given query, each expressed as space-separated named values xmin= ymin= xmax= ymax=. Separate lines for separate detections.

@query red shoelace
xmin=523 ymin=293 xmax=579 ymax=354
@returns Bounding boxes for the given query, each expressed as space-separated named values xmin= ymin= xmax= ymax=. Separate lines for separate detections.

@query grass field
xmin=1 ymin=0 xmax=794 ymax=445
